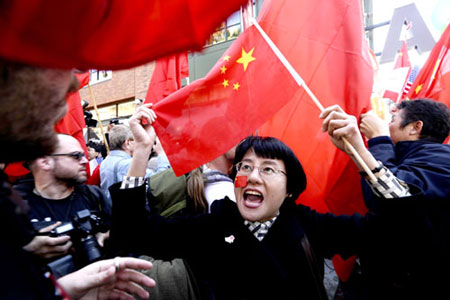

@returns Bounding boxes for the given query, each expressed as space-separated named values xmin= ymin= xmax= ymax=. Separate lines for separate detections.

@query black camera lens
xmin=81 ymin=236 xmax=102 ymax=262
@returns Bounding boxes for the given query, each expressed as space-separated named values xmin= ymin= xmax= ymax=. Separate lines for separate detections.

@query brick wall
xmin=80 ymin=62 xmax=155 ymax=109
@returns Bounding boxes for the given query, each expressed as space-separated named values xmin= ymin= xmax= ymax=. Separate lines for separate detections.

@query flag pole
xmin=252 ymin=19 xmax=377 ymax=182
xmin=88 ymin=84 xmax=110 ymax=155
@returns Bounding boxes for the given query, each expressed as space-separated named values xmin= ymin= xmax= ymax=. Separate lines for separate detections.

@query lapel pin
xmin=225 ymin=235 xmax=235 ymax=244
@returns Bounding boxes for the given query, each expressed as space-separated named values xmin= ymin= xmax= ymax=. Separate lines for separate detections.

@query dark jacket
xmin=362 ymin=136 xmax=450 ymax=209
xmin=359 ymin=136 xmax=450 ymax=298
xmin=0 ymin=179 xmax=60 ymax=299
xmin=109 ymin=183 xmax=434 ymax=300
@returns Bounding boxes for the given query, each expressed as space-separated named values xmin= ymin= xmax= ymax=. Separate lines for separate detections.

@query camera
xmin=81 ymin=100 xmax=97 ymax=127
xmin=109 ymin=118 xmax=120 ymax=125
xmin=32 ymin=209 xmax=109 ymax=278
xmin=84 ymin=110 xmax=98 ymax=127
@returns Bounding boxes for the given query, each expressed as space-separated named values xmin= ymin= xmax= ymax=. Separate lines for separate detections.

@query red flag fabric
xmin=3 ymin=162 xmax=30 ymax=183
xmin=256 ymin=0 xmax=373 ymax=280
xmin=394 ymin=41 xmax=411 ymax=69
xmin=145 ymin=53 xmax=189 ymax=105
xmin=383 ymin=41 xmax=411 ymax=102
xmin=0 ymin=0 xmax=248 ymax=70
xmin=152 ymin=24 xmax=301 ymax=176
xmin=77 ymin=72 xmax=91 ymax=89
xmin=54 ymin=72 xmax=90 ymax=176
xmin=406 ymin=24 xmax=450 ymax=106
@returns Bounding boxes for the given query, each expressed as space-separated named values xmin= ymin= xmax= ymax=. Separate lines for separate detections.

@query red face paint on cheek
xmin=234 ymin=176 xmax=248 ymax=188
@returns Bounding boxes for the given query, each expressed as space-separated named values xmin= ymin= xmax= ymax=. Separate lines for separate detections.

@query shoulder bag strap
xmin=301 ymin=234 xmax=328 ymax=300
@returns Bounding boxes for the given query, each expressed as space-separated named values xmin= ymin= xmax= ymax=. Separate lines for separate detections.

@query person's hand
xmin=23 ymin=221 xmax=72 ymax=259
xmin=58 ymin=257 xmax=155 ymax=300
xmin=95 ymin=231 xmax=110 ymax=248
xmin=320 ymin=105 xmax=366 ymax=156
xmin=128 ymin=103 xmax=157 ymax=150
xmin=360 ymin=111 xmax=390 ymax=139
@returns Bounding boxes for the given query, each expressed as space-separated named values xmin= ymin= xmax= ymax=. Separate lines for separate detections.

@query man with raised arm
xmin=320 ymin=99 xmax=450 ymax=299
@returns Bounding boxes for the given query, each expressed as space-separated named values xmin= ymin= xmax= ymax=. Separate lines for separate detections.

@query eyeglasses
xmin=236 ymin=162 xmax=287 ymax=178
xmin=50 ymin=151 xmax=85 ymax=161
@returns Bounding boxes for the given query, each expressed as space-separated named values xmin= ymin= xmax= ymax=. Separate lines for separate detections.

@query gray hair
xmin=108 ymin=125 xmax=133 ymax=150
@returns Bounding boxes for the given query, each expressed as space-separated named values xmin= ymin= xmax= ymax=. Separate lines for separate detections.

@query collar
xmin=244 ymin=212 xmax=279 ymax=241
xmin=203 ymin=169 xmax=233 ymax=184
xmin=109 ymin=150 xmax=131 ymax=159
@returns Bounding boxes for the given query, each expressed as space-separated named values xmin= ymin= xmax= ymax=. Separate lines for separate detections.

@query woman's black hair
xmin=231 ymin=136 xmax=307 ymax=201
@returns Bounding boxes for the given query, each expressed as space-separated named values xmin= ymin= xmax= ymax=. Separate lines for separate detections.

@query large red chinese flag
xmin=406 ymin=24 xmax=450 ymax=107
xmin=0 ymin=0 xmax=248 ymax=70
xmin=257 ymin=0 xmax=373 ymax=280
xmin=152 ymin=24 xmax=302 ymax=176
xmin=54 ymin=73 xmax=90 ymax=176
xmin=145 ymin=53 xmax=189 ymax=105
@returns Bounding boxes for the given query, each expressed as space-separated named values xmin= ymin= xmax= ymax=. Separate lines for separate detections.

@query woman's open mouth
xmin=243 ymin=190 xmax=263 ymax=208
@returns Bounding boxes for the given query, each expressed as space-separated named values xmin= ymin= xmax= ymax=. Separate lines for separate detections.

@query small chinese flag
xmin=234 ymin=176 xmax=248 ymax=188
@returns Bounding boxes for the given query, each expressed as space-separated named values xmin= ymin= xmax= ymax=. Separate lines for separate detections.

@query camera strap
xmin=34 ymin=188 xmax=75 ymax=221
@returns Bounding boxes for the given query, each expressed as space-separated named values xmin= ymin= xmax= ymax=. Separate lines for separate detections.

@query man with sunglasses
xmin=15 ymin=134 xmax=111 ymax=276
xmin=0 ymin=61 xmax=155 ymax=298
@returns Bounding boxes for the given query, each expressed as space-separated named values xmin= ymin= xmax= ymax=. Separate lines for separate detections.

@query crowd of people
xmin=1 ymin=63 xmax=450 ymax=300
xmin=1 ymin=8 xmax=450 ymax=300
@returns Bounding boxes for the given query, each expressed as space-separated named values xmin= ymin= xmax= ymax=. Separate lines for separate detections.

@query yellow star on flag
xmin=223 ymin=55 xmax=230 ymax=62
xmin=233 ymin=82 xmax=240 ymax=90
xmin=220 ymin=65 xmax=227 ymax=74
xmin=222 ymin=79 xmax=229 ymax=88
xmin=415 ymin=84 xmax=423 ymax=94
xmin=236 ymin=47 xmax=256 ymax=71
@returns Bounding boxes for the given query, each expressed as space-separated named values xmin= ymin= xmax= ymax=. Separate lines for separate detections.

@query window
xmin=117 ymin=101 xmax=137 ymax=118
xmin=206 ymin=11 xmax=242 ymax=46
xmin=88 ymin=100 xmax=138 ymax=126
xmin=91 ymin=105 xmax=116 ymax=122
xmin=89 ymin=70 xmax=112 ymax=85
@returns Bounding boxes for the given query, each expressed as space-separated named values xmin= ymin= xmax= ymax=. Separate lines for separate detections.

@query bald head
xmin=54 ymin=134 xmax=83 ymax=153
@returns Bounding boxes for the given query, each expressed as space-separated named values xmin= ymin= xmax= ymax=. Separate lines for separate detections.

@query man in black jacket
xmin=358 ymin=99 xmax=450 ymax=208
xmin=321 ymin=99 xmax=450 ymax=299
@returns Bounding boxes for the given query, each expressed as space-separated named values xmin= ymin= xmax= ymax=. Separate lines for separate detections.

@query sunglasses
xmin=50 ymin=151 xmax=85 ymax=161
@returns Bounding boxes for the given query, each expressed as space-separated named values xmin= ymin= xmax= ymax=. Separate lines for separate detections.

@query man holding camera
xmin=16 ymin=134 xmax=110 ymax=271
xmin=0 ymin=61 xmax=155 ymax=299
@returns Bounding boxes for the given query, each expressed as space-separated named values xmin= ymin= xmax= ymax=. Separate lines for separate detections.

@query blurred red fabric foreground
xmin=0 ymin=0 xmax=248 ymax=70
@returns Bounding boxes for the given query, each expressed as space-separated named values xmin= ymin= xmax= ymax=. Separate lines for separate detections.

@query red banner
xmin=145 ymin=53 xmax=189 ymax=105
xmin=0 ymin=0 xmax=248 ymax=70
xmin=54 ymin=72 xmax=91 ymax=176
